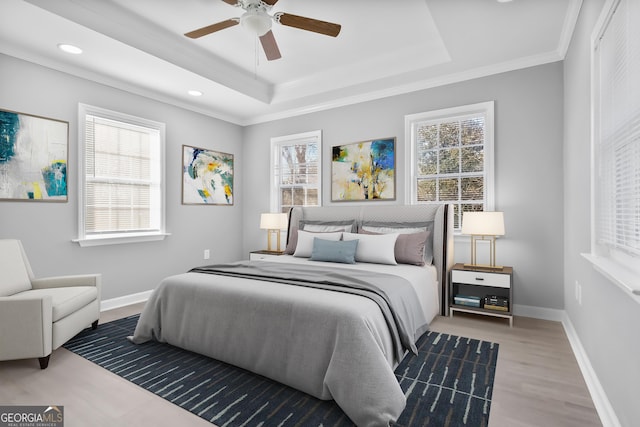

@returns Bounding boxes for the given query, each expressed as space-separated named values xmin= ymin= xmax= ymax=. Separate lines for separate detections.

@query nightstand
xmin=450 ymin=263 xmax=514 ymax=327
xmin=250 ymin=250 xmax=286 ymax=261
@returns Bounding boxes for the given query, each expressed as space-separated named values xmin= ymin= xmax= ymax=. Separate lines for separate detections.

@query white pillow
xmin=342 ymin=232 xmax=399 ymax=265
xmin=293 ymin=230 xmax=343 ymax=258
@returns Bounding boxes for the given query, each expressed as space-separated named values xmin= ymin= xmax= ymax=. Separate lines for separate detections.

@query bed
xmin=130 ymin=204 xmax=454 ymax=426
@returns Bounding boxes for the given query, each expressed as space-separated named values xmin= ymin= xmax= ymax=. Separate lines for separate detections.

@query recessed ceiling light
xmin=497 ymin=0 xmax=513 ymax=3
xmin=58 ymin=44 xmax=83 ymax=54
xmin=188 ymin=90 xmax=203 ymax=97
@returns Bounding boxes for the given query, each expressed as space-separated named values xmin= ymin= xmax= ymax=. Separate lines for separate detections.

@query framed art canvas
xmin=0 ymin=109 xmax=69 ymax=202
xmin=331 ymin=137 xmax=396 ymax=202
xmin=182 ymin=145 xmax=234 ymax=205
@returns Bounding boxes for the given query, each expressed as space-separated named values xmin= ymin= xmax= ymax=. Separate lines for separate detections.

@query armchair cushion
xmin=12 ymin=287 xmax=98 ymax=322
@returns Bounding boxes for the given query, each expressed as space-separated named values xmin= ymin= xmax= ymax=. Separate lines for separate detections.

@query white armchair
xmin=0 ymin=239 xmax=101 ymax=369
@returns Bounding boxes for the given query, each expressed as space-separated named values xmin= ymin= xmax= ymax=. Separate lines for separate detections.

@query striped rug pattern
xmin=64 ymin=315 xmax=498 ymax=426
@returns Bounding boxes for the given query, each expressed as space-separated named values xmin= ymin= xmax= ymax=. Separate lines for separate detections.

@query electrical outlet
xmin=575 ymin=280 xmax=582 ymax=305
xmin=204 ymin=249 xmax=210 ymax=260
xmin=578 ymin=283 xmax=582 ymax=306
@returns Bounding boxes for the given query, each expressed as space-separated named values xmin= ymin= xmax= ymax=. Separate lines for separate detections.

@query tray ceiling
xmin=0 ymin=0 xmax=580 ymax=125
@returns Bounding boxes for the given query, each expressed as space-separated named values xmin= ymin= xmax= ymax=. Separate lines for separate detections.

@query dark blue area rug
xmin=64 ymin=315 xmax=498 ymax=426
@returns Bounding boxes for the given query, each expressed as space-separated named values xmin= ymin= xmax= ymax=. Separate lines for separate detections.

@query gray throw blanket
xmin=190 ymin=261 xmax=428 ymax=360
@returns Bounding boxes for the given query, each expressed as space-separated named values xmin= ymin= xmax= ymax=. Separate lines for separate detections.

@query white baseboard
xmin=513 ymin=304 xmax=619 ymax=427
xmin=561 ymin=313 xmax=621 ymax=427
xmin=512 ymin=303 xmax=565 ymax=321
xmin=100 ymin=290 xmax=152 ymax=312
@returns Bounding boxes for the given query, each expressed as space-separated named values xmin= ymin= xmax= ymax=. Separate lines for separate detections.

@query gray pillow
xmin=394 ymin=231 xmax=430 ymax=266
xmin=299 ymin=219 xmax=357 ymax=232
xmin=310 ymin=238 xmax=359 ymax=264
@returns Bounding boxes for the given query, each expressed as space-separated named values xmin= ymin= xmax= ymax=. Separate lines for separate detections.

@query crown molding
xmin=557 ymin=0 xmax=584 ymax=59
xmin=241 ymin=50 xmax=564 ymax=126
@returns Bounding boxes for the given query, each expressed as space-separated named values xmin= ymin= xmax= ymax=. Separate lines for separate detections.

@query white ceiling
xmin=0 ymin=0 xmax=581 ymax=125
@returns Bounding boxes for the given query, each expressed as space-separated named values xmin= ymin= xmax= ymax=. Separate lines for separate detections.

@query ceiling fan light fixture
xmin=240 ymin=10 xmax=272 ymax=36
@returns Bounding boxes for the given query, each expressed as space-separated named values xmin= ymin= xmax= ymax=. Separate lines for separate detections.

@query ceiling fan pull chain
xmin=254 ymin=35 xmax=260 ymax=79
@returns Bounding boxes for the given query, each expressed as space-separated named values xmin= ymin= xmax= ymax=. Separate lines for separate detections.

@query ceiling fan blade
xmin=262 ymin=0 xmax=280 ymax=5
xmin=184 ymin=19 xmax=239 ymax=39
xmin=275 ymin=13 xmax=341 ymax=37
xmin=260 ymin=30 xmax=282 ymax=61
xmin=220 ymin=0 xmax=239 ymax=5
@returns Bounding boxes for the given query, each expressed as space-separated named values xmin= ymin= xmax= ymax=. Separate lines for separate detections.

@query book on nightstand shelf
xmin=484 ymin=304 xmax=509 ymax=311
xmin=483 ymin=295 xmax=509 ymax=311
xmin=454 ymin=295 xmax=481 ymax=308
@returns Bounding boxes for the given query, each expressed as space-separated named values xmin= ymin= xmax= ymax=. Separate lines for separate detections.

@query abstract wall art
xmin=182 ymin=145 xmax=234 ymax=205
xmin=0 ymin=109 xmax=69 ymax=202
xmin=331 ymin=137 xmax=396 ymax=202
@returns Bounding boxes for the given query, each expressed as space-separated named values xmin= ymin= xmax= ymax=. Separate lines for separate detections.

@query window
xmin=585 ymin=0 xmax=640 ymax=296
xmin=270 ymin=130 xmax=322 ymax=213
xmin=405 ymin=101 xmax=495 ymax=230
xmin=75 ymin=104 xmax=167 ymax=246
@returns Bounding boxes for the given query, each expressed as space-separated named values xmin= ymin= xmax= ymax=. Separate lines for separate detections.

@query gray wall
xmin=0 ymin=54 xmax=244 ymax=301
xmin=0 ymin=53 xmax=565 ymax=311
xmin=0 ymin=54 xmax=568 ymax=310
xmin=243 ymin=62 xmax=565 ymax=310
xmin=564 ymin=1 xmax=639 ymax=425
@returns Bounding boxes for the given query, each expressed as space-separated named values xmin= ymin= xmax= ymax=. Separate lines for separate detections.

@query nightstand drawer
xmin=451 ymin=269 xmax=511 ymax=288
xmin=250 ymin=251 xmax=285 ymax=261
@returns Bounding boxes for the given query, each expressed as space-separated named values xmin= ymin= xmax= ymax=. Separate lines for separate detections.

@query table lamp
xmin=461 ymin=211 xmax=505 ymax=269
xmin=260 ymin=213 xmax=288 ymax=252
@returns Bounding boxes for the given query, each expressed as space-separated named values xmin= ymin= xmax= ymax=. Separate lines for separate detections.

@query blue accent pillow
xmin=310 ymin=238 xmax=359 ymax=264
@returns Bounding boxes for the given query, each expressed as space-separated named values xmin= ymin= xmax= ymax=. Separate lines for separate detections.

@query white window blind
xmin=270 ymin=130 xmax=322 ymax=213
xmin=586 ymin=0 xmax=640 ymax=296
xmin=405 ymin=102 xmax=495 ymax=230
xmin=76 ymin=104 xmax=166 ymax=246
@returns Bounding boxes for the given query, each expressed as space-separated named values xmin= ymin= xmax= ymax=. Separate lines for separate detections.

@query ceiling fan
xmin=184 ymin=0 xmax=342 ymax=61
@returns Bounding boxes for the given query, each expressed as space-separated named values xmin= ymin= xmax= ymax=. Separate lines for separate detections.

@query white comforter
xmin=130 ymin=258 xmax=438 ymax=426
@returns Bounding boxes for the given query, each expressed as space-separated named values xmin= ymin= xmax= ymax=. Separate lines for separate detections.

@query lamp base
xmin=266 ymin=228 xmax=283 ymax=252
xmin=463 ymin=263 xmax=504 ymax=271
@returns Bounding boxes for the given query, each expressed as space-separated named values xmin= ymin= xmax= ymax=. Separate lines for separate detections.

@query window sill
xmin=73 ymin=232 xmax=171 ymax=247
xmin=581 ymin=253 xmax=640 ymax=301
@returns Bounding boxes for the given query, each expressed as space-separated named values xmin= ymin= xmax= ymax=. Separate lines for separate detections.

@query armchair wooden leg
xmin=91 ymin=320 xmax=98 ymax=330
xmin=39 ymin=355 xmax=50 ymax=369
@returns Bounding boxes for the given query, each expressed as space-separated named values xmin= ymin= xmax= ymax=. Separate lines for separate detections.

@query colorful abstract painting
xmin=332 ymin=137 xmax=396 ymax=201
xmin=182 ymin=145 xmax=234 ymax=205
xmin=0 ymin=109 xmax=68 ymax=201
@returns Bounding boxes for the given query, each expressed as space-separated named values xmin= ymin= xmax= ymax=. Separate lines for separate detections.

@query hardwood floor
xmin=430 ymin=313 xmax=602 ymax=427
xmin=0 ymin=304 xmax=602 ymax=427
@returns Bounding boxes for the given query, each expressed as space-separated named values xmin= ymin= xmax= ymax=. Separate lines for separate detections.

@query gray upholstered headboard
xmin=287 ymin=204 xmax=454 ymax=316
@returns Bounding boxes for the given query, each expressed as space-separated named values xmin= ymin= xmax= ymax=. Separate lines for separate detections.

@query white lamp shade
xmin=260 ymin=213 xmax=288 ymax=230
xmin=461 ymin=212 xmax=505 ymax=236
